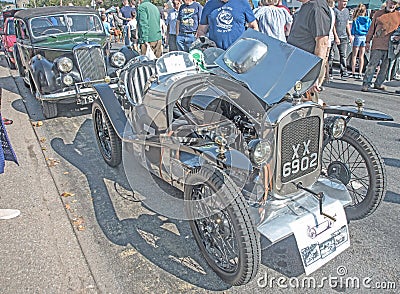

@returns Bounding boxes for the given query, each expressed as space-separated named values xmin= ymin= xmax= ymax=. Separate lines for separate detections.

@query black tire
xmin=41 ymin=101 xmax=58 ymax=119
xmin=6 ymin=55 xmax=16 ymax=70
xmin=14 ymin=47 xmax=25 ymax=78
xmin=322 ymin=126 xmax=386 ymax=220
xmin=184 ymin=166 xmax=260 ymax=286
xmin=92 ymin=100 xmax=122 ymax=167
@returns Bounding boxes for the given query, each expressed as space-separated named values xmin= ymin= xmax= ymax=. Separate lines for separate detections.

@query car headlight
xmin=62 ymin=74 xmax=74 ymax=86
xmin=110 ymin=52 xmax=126 ymax=68
xmin=324 ymin=116 xmax=346 ymax=139
xmin=57 ymin=57 xmax=73 ymax=73
xmin=248 ymin=139 xmax=272 ymax=166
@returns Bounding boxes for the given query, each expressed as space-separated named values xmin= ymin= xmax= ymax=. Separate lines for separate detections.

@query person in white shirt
xmin=254 ymin=0 xmax=292 ymax=42
xmin=127 ymin=10 xmax=138 ymax=51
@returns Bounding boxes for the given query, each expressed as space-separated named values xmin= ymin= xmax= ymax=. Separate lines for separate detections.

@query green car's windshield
xmin=30 ymin=13 xmax=103 ymax=38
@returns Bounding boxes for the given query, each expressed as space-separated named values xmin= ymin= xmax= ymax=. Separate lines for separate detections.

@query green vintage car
xmin=13 ymin=6 xmax=138 ymax=118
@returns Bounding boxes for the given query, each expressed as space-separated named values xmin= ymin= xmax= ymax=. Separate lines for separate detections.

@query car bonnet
xmin=214 ymin=29 xmax=322 ymax=106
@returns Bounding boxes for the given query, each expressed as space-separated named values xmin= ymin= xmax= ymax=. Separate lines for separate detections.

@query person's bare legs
xmin=359 ymin=46 xmax=366 ymax=76
xmin=352 ymin=46 xmax=360 ymax=76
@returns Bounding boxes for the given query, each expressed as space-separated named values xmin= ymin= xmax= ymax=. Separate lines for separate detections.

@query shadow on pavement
xmin=384 ymin=191 xmax=400 ymax=204
xmin=383 ymin=157 xmax=400 ymax=168
xmin=0 ymin=75 xmax=20 ymax=96
xmin=378 ymin=121 xmax=400 ymax=129
xmin=51 ymin=117 xmax=309 ymax=290
xmin=11 ymin=99 xmax=27 ymax=114
xmin=51 ymin=118 xmax=231 ymax=291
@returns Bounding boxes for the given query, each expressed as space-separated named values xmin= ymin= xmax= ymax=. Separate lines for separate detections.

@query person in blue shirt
xmin=196 ymin=0 xmax=258 ymax=50
xmin=350 ymin=4 xmax=371 ymax=79
xmin=120 ymin=0 xmax=136 ymax=45
xmin=101 ymin=14 xmax=112 ymax=37
xmin=166 ymin=0 xmax=182 ymax=51
xmin=176 ymin=0 xmax=203 ymax=52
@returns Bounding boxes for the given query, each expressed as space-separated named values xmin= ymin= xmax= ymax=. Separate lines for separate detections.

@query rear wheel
xmin=6 ymin=55 xmax=16 ymax=70
xmin=322 ymin=126 xmax=385 ymax=220
xmin=92 ymin=100 xmax=122 ymax=167
xmin=14 ymin=47 xmax=25 ymax=78
xmin=185 ymin=166 xmax=260 ymax=286
xmin=41 ymin=101 xmax=58 ymax=119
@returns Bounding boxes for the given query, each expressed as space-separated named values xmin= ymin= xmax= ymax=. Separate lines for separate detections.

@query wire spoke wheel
xmin=185 ymin=166 xmax=260 ymax=286
xmin=92 ymin=100 xmax=122 ymax=167
xmin=191 ymin=184 xmax=239 ymax=273
xmin=322 ymin=126 xmax=385 ymax=220
xmin=94 ymin=109 xmax=112 ymax=159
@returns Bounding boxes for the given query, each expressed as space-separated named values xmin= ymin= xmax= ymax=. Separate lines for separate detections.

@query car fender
xmin=92 ymin=83 xmax=135 ymax=140
xmin=30 ymin=55 xmax=56 ymax=93
xmin=324 ymin=105 xmax=393 ymax=121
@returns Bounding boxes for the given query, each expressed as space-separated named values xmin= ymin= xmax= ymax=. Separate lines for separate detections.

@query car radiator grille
xmin=74 ymin=46 xmax=106 ymax=81
xmin=280 ymin=116 xmax=321 ymax=183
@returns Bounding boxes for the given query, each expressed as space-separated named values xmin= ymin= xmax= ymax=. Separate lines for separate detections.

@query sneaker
xmin=2 ymin=117 xmax=13 ymax=125
xmin=361 ymin=85 xmax=369 ymax=92
xmin=355 ymin=74 xmax=361 ymax=80
xmin=0 ymin=209 xmax=21 ymax=220
xmin=373 ymin=84 xmax=386 ymax=90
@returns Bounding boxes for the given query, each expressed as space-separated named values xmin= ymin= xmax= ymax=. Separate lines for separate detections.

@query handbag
xmin=145 ymin=44 xmax=156 ymax=60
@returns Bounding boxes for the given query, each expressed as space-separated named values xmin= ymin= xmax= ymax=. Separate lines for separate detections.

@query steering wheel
xmin=41 ymin=28 xmax=64 ymax=34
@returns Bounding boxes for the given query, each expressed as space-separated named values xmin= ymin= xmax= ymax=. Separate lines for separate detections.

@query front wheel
xmin=322 ymin=126 xmax=386 ymax=220
xmin=92 ymin=100 xmax=122 ymax=167
xmin=41 ymin=101 xmax=58 ymax=119
xmin=184 ymin=166 xmax=260 ymax=286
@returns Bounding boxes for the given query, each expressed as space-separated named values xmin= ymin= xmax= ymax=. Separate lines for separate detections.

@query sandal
xmin=2 ymin=117 xmax=13 ymax=125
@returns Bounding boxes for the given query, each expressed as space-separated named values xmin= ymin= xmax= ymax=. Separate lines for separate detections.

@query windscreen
xmin=30 ymin=13 xmax=103 ymax=38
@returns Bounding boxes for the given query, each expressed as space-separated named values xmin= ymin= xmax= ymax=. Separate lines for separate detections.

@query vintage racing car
xmin=13 ymin=6 xmax=137 ymax=118
xmin=91 ymin=30 xmax=392 ymax=285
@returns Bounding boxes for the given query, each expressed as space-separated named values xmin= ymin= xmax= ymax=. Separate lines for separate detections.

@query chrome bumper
xmin=38 ymin=79 xmax=119 ymax=101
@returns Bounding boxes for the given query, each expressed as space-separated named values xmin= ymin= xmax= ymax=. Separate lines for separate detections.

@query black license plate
xmin=76 ymin=95 xmax=97 ymax=105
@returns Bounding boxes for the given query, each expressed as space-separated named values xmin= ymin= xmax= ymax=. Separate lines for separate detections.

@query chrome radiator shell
xmin=73 ymin=43 xmax=106 ymax=81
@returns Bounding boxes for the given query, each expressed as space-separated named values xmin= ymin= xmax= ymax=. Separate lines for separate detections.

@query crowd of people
xmin=99 ymin=0 xmax=400 ymax=93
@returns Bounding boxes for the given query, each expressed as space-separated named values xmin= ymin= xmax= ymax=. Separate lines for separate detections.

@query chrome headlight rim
xmin=324 ymin=116 xmax=347 ymax=139
xmin=248 ymin=139 xmax=272 ymax=166
xmin=62 ymin=74 xmax=74 ymax=86
xmin=57 ymin=57 xmax=73 ymax=73
xmin=110 ymin=52 xmax=126 ymax=68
